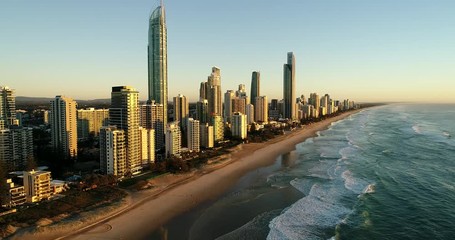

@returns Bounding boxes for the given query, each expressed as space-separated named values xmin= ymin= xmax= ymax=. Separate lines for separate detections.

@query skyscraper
xmin=255 ymin=96 xmax=268 ymax=123
xmin=50 ymin=96 xmax=78 ymax=158
xmin=110 ymin=86 xmax=141 ymax=173
xmin=207 ymin=67 xmax=222 ymax=117
xmin=77 ymin=108 xmax=109 ymax=139
xmin=196 ymin=99 xmax=209 ymax=124
xmin=140 ymin=101 xmax=165 ymax=151
xmin=100 ymin=126 xmax=126 ymax=177
xmin=283 ymin=52 xmax=296 ymax=120
xmin=165 ymin=122 xmax=181 ymax=157
xmin=187 ymin=118 xmax=200 ymax=152
xmin=0 ymin=86 xmax=18 ymax=128
xmin=148 ymin=1 xmax=168 ymax=128
xmin=232 ymin=112 xmax=247 ymax=140
xmin=224 ymin=90 xmax=235 ymax=123
xmin=250 ymin=72 xmax=260 ymax=108
xmin=173 ymin=94 xmax=189 ymax=129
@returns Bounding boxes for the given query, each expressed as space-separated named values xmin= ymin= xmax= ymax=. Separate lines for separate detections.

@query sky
xmin=1 ymin=0 xmax=455 ymax=103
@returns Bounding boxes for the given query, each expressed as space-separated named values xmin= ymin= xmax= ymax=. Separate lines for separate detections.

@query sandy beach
xmin=11 ymin=110 xmax=360 ymax=240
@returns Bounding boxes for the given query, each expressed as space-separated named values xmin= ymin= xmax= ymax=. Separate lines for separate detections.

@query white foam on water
xmin=412 ymin=124 xmax=422 ymax=134
xmin=362 ymin=183 xmax=376 ymax=194
xmin=267 ymin=183 xmax=351 ymax=240
xmin=342 ymin=170 xmax=370 ymax=194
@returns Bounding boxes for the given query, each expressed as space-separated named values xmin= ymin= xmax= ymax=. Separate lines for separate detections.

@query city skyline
xmin=1 ymin=0 xmax=455 ymax=103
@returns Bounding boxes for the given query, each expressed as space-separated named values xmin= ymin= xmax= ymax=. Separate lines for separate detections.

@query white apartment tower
xmin=100 ymin=126 xmax=126 ymax=177
xmin=165 ymin=122 xmax=181 ymax=157
xmin=187 ymin=118 xmax=200 ymax=152
xmin=232 ymin=112 xmax=247 ymax=140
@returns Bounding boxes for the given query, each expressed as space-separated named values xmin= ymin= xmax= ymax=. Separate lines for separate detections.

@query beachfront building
xmin=141 ymin=101 xmax=165 ymax=152
xmin=23 ymin=170 xmax=52 ymax=203
xmin=211 ymin=115 xmax=224 ymax=143
xmin=165 ymin=122 xmax=181 ymax=157
xmin=50 ymin=96 xmax=78 ymax=158
xmin=255 ymin=96 xmax=268 ymax=123
xmin=200 ymin=123 xmax=214 ymax=148
xmin=0 ymin=86 xmax=18 ymax=128
xmin=232 ymin=112 xmax=247 ymax=140
xmin=187 ymin=118 xmax=200 ymax=152
xmin=207 ymin=67 xmax=222 ymax=117
xmin=4 ymin=179 xmax=26 ymax=207
xmin=140 ymin=127 xmax=155 ymax=165
xmin=77 ymin=108 xmax=109 ymax=139
xmin=100 ymin=126 xmax=126 ymax=177
xmin=283 ymin=52 xmax=296 ymax=120
xmin=110 ymin=86 xmax=141 ymax=173
xmin=148 ymin=0 xmax=168 ymax=128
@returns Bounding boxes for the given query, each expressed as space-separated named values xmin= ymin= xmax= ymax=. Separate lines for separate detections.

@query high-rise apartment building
xmin=140 ymin=102 xmax=165 ymax=151
xmin=224 ymin=90 xmax=235 ymax=123
xmin=212 ymin=115 xmax=224 ymax=142
xmin=173 ymin=94 xmax=189 ymax=129
xmin=232 ymin=112 xmax=247 ymax=140
xmin=140 ymin=128 xmax=155 ymax=165
xmin=77 ymin=108 xmax=109 ymax=139
xmin=231 ymin=98 xmax=246 ymax=115
xmin=255 ymin=96 xmax=268 ymax=123
xmin=196 ymin=99 xmax=209 ymax=124
xmin=110 ymin=86 xmax=141 ymax=173
xmin=187 ymin=118 xmax=200 ymax=152
xmin=165 ymin=122 xmax=181 ymax=157
xmin=50 ymin=96 xmax=78 ymax=158
xmin=283 ymin=52 xmax=296 ymax=120
xmin=207 ymin=67 xmax=222 ymax=116
xmin=100 ymin=126 xmax=126 ymax=177
xmin=200 ymin=123 xmax=214 ymax=148
xmin=245 ymin=104 xmax=254 ymax=125
xmin=148 ymin=1 xmax=168 ymax=128
xmin=0 ymin=126 xmax=33 ymax=171
xmin=250 ymin=71 xmax=260 ymax=108
xmin=0 ymin=86 xmax=17 ymax=128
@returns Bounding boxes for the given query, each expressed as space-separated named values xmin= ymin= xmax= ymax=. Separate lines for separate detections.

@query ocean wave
xmin=342 ymin=170 xmax=370 ymax=194
xmin=267 ymin=183 xmax=351 ymax=240
xmin=412 ymin=124 xmax=422 ymax=134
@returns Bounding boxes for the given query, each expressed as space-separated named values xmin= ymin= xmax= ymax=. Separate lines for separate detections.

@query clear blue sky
xmin=1 ymin=0 xmax=454 ymax=103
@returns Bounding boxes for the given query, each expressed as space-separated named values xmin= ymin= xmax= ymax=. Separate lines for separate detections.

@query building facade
xmin=100 ymin=126 xmax=126 ymax=177
xmin=255 ymin=96 xmax=268 ymax=123
xmin=148 ymin=1 xmax=168 ymax=129
xmin=187 ymin=118 xmax=200 ymax=152
xmin=77 ymin=108 xmax=109 ymax=139
xmin=232 ymin=112 xmax=247 ymax=140
xmin=23 ymin=170 xmax=51 ymax=203
xmin=250 ymin=71 xmax=260 ymax=108
xmin=165 ymin=122 xmax=181 ymax=157
xmin=283 ymin=52 xmax=296 ymax=120
xmin=50 ymin=96 xmax=78 ymax=158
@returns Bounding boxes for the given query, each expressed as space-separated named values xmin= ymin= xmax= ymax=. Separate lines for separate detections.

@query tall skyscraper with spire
xmin=148 ymin=1 xmax=168 ymax=128
xmin=283 ymin=52 xmax=296 ymax=120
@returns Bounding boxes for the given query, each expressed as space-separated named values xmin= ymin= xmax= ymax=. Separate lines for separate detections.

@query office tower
xmin=140 ymin=127 xmax=155 ymax=165
xmin=23 ymin=170 xmax=51 ymax=203
xmin=50 ymin=96 xmax=78 ymax=158
xmin=224 ymin=90 xmax=235 ymax=123
xmin=110 ymin=86 xmax=141 ymax=173
xmin=196 ymin=99 xmax=209 ymax=124
xmin=207 ymin=67 xmax=222 ymax=116
xmin=77 ymin=108 xmax=109 ymax=139
xmin=232 ymin=112 xmax=247 ymax=140
xmin=0 ymin=126 xmax=33 ymax=171
xmin=165 ymin=122 xmax=181 ymax=157
xmin=211 ymin=115 xmax=224 ymax=142
xmin=148 ymin=1 xmax=168 ymax=128
xmin=250 ymin=71 xmax=260 ymax=108
xmin=0 ymin=86 xmax=17 ymax=128
xmin=245 ymin=104 xmax=254 ymax=125
xmin=173 ymin=94 xmax=189 ymax=129
xmin=187 ymin=118 xmax=200 ymax=152
xmin=200 ymin=123 xmax=214 ymax=148
xmin=269 ymin=99 xmax=279 ymax=120
xmin=283 ymin=52 xmax=296 ymax=120
xmin=100 ymin=126 xmax=126 ymax=177
xmin=255 ymin=96 xmax=268 ymax=123
xmin=140 ymin=101 xmax=165 ymax=151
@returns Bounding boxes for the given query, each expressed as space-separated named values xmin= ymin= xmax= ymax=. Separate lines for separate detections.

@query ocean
xmin=151 ymin=104 xmax=455 ymax=240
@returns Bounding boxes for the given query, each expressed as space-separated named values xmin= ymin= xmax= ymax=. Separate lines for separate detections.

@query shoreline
xmin=11 ymin=109 xmax=362 ymax=240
